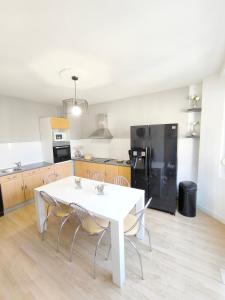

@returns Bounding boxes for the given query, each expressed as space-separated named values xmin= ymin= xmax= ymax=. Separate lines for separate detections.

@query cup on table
xmin=95 ymin=183 xmax=104 ymax=195
xmin=75 ymin=177 xmax=82 ymax=189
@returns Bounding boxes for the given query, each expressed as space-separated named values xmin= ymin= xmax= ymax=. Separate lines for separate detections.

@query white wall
xmin=0 ymin=95 xmax=61 ymax=169
xmin=0 ymin=95 xmax=61 ymax=143
xmin=71 ymin=87 xmax=199 ymax=184
xmin=198 ymin=74 xmax=225 ymax=224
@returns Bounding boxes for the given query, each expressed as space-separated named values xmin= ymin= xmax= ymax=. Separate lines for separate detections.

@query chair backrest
xmin=124 ymin=197 xmax=152 ymax=234
xmin=69 ymin=202 xmax=107 ymax=230
xmin=88 ymin=170 xmax=105 ymax=182
xmin=113 ymin=175 xmax=130 ymax=187
xmin=69 ymin=202 xmax=89 ymax=224
xmin=45 ymin=173 xmax=60 ymax=184
xmin=40 ymin=190 xmax=60 ymax=208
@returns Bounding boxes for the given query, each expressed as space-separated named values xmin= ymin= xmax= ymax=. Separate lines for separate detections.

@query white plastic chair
xmin=58 ymin=202 xmax=110 ymax=278
xmin=39 ymin=191 xmax=70 ymax=251
xmin=113 ymin=175 xmax=130 ymax=187
xmin=106 ymin=197 xmax=152 ymax=279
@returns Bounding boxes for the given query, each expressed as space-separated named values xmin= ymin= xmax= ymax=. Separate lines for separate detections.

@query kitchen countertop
xmin=72 ymin=157 xmax=131 ymax=167
xmin=0 ymin=161 xmax=53 ymax=177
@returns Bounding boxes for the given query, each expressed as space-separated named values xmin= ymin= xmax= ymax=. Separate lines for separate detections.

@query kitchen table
xmin=34 ymin=176 xmax=145 ymax=287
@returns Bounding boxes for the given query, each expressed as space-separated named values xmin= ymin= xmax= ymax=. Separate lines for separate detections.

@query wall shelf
xmin=185 ymin=107 xmax=202 ymax=112
xmin=185 ymin=135 xmax=200 ymax=139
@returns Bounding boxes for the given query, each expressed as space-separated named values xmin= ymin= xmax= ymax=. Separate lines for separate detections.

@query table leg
xmin=34 ymin=190 xmax=46 ymax=233
xmin=110 ymin=219 xmax=125 ymax=287
xmin=136 ymin=194 xmax=145 ymax=240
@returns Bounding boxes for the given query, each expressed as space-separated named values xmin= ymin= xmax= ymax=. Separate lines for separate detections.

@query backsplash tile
xmin=0 ymin=141 xmax=43 ymax=169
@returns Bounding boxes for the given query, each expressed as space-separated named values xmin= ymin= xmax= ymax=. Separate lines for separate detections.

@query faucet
xmin=14 ymin=161 xmax=22 ymax=170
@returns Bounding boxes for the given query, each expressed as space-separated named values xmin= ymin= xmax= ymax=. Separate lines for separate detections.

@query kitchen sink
xmin=1 ymin=168 xmax=22 ymax=174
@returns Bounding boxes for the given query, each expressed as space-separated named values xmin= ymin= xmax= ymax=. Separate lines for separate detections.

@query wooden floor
xmin=0 ymin=204 xmax=225 ymax=300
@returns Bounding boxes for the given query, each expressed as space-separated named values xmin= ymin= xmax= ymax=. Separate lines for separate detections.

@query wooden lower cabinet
xmin=75 ymin=161 xmax=131 ymax=186
xmin=118 ymin=166 xmax=131 ymax=185
xmin=105 ymin=165 xmax=118 ymax=183
xmin=23 ymin=169 xmax=42 ymax=201
xmin=0 ymin=161 xmax=74 ymax=211
xmin=0 ymin=174 xmax=25 ymax=209
xmin=87 ymin=163 xmax=105 ymax=179
xmin=40 ymin=165 xmax=56 ymax=185
xmin=75 ymin=161 xmax=88 ymax=178
xmin=55 ymin=161 xmax=73 ymax=178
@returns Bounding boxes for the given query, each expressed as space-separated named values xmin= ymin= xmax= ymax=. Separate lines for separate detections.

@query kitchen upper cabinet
xmin=105 ymin=165 xmax=118 ymax=183
xmin=23 ymin=169 xmax=42 ymax=201
xmin=50 ymin=117 xmax=69 ymax=129
xmin=0 ymin=174 xmax=25 ymax=209
xmin=118 ymin=166 xmax=131 ymax=185
xmin=55 ymin=161 xmax=73 ymax=178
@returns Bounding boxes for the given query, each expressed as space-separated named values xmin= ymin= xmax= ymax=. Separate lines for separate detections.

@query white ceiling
xmin=0 ymin=0 xmax=225 ymax=104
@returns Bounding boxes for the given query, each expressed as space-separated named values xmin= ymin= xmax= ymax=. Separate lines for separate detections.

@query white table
xmin=34 ymin=176 xmax=145 ymax=287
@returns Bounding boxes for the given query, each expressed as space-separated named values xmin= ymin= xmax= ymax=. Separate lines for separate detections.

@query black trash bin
xmin=178 ymin=181 xmax=197 ymax=217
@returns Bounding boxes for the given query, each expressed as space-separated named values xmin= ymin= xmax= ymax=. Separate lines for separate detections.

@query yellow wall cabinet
xmin=50 ymin=117 xmax=69 ymax=129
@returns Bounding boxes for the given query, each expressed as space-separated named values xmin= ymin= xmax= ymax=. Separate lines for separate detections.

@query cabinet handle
xmin=21 ymin=184 xmax=24 ymax=190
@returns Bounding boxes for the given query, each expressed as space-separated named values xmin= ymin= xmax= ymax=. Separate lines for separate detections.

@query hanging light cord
xmin=74 ymin=78 xmax=77 ymax=106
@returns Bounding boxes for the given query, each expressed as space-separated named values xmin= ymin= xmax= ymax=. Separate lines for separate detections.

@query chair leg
xmin=93 ymin=229 xmax=107 ymax=279
xmin=42 ymin=216 xmax=50 ymax=241
xmin=140 ymin=223 xmax=152 ymax=252
xmin=57 ymin=215 xmax=71 ymax=252
xmin=69 ymin=224 xmax=81 ymax=262
xmin=105 ymin=243 xmax=111 ymax=260
xmin=125 ymin=236 xmax=144 ymax=280
xmin=145 ymin=227 xmax=152 ymax=252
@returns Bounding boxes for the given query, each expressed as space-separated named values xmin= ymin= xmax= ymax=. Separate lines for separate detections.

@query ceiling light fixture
xmin=62 ymin=76 xmax=88 ymax=117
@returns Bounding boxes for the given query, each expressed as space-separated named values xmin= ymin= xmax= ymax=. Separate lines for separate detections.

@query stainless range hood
xmin=89 ymin=113 xmax=113 ymax=139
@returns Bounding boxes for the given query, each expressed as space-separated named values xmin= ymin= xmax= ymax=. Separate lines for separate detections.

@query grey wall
xmin=73 ymin=87 xmax=188 ymax=138
xmin=0 ymin=95 xmax=61 ymax=143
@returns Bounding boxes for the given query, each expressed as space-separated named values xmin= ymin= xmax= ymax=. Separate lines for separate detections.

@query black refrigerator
xmin=129 ymin=124 xmax=178 ymax=214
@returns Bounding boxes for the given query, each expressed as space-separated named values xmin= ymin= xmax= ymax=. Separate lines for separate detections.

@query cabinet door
xmin=75 ymin=161 xmax=89 ymax=178
xmin=1 ymin=174 xmax=25 ymax=209
xmin=23 ymin=170 xmax=42 ymax=201
xmin=88 ymin=163 xmax=106 ymax=181
xmin=40 ymin=165 xmax=56 ymax=184
xmin=55 ymin=161 xmax=73 ymax=178
xmin=118 ymin=166 xmax=131 ymax=186
xmin=50 ymin=117 xmax=69 ymax=129
xmin=105 ymin=165 xmax=118 ymax=183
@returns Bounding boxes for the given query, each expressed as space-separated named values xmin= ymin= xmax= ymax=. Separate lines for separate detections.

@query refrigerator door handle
xmin=145 ymin=147 xmax=148 ymax=176
xmin=148 ymin=146 xmax=152 ymax=178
